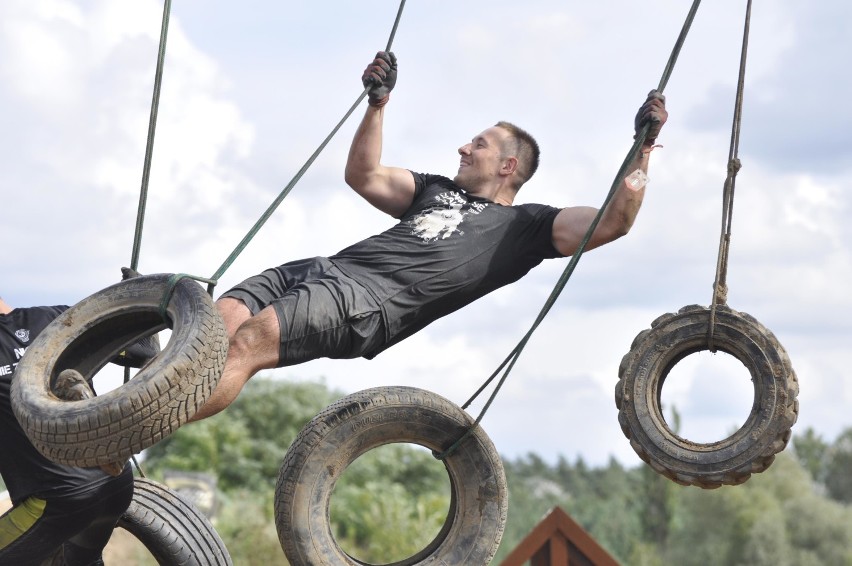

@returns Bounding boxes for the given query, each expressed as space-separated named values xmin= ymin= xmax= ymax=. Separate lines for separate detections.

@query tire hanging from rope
xmin=615 ymin=0 xmax=799 ymax=488
xmin=275 ymin=387 xmax=507 ymax=566
xmin=11 ymin=273 xmax=227 ymax=468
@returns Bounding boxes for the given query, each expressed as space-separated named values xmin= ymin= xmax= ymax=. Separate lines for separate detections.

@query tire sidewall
xmin=11 ymin=274 xmax=227 ymax=466
xmin=275 ymin=386 xmax=507 ymax=566
xmin=617 ymin=305 xmax=798 ymax=486
xmin=119 ymin=477 xmax=232 ymax=565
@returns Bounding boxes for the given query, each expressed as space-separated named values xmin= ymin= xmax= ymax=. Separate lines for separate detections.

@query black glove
xmin=634 ymin=90 xmax=668 ymax=145
xmin=114 ymin=267 xmax=162 ymax=368
xmin=361 ymin=51 xmax=397 ymax=107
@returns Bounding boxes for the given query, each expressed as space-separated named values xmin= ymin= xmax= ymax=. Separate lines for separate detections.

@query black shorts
xmin=221 ymin=257 xmax=385 ymax=366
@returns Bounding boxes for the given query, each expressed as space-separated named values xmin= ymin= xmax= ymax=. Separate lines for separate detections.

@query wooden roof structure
xmin=500 ymin=506 xmax=620 ymax=566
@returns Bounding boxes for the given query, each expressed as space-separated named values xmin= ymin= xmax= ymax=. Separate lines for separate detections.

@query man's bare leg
xmin=216 ymin=297 xmax=253 ymax=338
xmin=190 ymin=301 xmax=282 ymax=421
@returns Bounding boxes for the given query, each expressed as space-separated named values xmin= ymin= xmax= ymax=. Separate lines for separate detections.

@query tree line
xmin=139 ymin=377 xmax=852 ymax=565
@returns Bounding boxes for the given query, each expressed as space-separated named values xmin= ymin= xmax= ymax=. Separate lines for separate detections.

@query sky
xmin=1 ymin=0 xmax=850 ymax=469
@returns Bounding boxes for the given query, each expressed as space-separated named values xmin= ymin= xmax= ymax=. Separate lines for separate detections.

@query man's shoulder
xmin=512 ymin=201 xmax=562 ymax=216
xmin=412 ymin=172 xmax=456 ymax=191
xmin=409 ymin=172 xmax=467 ymax=206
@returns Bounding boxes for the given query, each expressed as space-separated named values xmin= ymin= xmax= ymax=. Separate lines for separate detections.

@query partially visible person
xmin=0 ymin=286 xmax=156 ymax=566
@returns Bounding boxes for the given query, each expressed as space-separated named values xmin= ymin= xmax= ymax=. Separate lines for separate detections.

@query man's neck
xmin=0 ymin=299 xmax=13 ymax=315
xmin=463 ymin=182 xmax=516 ymax=207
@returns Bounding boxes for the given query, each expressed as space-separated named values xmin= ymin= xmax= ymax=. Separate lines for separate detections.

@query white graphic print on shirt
xmin=410 ymin=192 xmax=487 ymax=242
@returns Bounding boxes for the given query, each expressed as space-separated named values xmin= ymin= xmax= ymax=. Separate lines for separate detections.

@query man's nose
xmin=458 ymin=144 xmax=470 ymax=155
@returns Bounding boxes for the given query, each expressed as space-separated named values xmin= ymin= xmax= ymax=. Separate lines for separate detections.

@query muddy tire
xmin=615 ymin=304 xmax=799 ymax=488
xmin=275 ymin=386 xmax=507 ymax=565
xmin=119 ymin=477 xmax=232 ymax=565
xmin=11 ymin=274 xmax=228 ymax=467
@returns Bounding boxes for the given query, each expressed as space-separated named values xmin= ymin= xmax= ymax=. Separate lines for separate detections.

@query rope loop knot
xmin=727 ymin=157 xmax=742 ymax=175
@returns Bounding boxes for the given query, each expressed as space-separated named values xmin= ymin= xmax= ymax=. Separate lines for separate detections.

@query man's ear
xmin=501 ymin=156 xmax=519 ymax=177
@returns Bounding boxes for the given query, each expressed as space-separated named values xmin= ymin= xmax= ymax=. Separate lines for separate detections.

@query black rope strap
xmin=708 ymin=0 xmax=752 ymax=351
xmin=434 ymin=0 xmax=704 ymax=461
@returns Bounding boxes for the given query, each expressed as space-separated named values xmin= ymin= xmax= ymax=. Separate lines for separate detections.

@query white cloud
xmin=3 ymin=0 xmax=850 ymax=468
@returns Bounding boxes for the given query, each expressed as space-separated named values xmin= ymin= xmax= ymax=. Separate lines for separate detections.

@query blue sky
xmin=1 ymin=0 xmax=850 ymax=467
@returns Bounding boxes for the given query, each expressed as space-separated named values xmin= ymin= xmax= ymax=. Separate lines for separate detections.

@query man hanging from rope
xmin=190 ymin=51 xmax=667 ymax=421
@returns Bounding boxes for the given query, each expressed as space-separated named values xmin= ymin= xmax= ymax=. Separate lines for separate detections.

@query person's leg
xmin=61 ymin=466 xmax=134 ymax=565
xmin=191 ymin=260 xmax=384 ymax=421
xmin=190 ymin=305 xmax=282 ymax=421
xmin=0 ymin=466 xmax=133 ymax=566
xmin=217 ymin=296 xmax=253 ymax=338
xmin=0 ymin=496 xmax=61 ymax=565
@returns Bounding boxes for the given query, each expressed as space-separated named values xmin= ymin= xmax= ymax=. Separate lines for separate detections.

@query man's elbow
xmin=612 ymin=221 xmax=633 ymax=240
xmin=604 ymin=209 xmax=639 ymax=242
xmin=344 ymin=167 xmax=360 ymax=190
xmin=593 ymin=220 xmax=632 ymax=249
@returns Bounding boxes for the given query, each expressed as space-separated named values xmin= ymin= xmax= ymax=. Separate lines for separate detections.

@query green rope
xmin=205 ymin=0 xmax=407 ymax=295
xmin=124 ymin=0 xmax=172 ymax=397
xmin=157 ymin=273 xmax=219 ymax=321
xmin=435 ymin=0 xmax=704 ymax=461
xmin=121 ymin=1 xmax=173 ymax=482
xmin=205 ymin=90 xmax=367 ymax=295
xmin=129 ymin=0 xmax=172 ymax=273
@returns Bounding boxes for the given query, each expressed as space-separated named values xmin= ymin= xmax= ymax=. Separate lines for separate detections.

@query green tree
xmin=494 ymin=455 xmax=573 ymax=564
xmin=330 ymin=443 xmax=451 ymax=563
xmin=792 ymin=426 xmax=830 ymax=483
xmin=824 ymin=428 xmax=852 ymax=503
xmin=783 ymin=489 xmax=852 ymax=566
xmin=143 ymin=376 xmax=342 ymax=491
xmin=664 ymin=452 xmax=852 ymax=566
xmin=213 ymin=489 xmax=283 ymax=566
xmin=637 ymin=462 xmax=676 ymax=550
xmin=135 ymin=377 xmax=852 ymax=566
xmin=570 ymin=457 xmax=642 ymax=560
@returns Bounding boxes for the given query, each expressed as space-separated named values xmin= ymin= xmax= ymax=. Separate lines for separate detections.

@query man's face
xmin=453 ymin=126 xmax=509 ymax=193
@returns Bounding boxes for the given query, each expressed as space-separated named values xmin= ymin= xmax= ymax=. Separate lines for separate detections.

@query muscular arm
xmin=551 ymin=147 xmax=651 ymax=256
xmin=344 ymin=105 xmax=416 ymax=218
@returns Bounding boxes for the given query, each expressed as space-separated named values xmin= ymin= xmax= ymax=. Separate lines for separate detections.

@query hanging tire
xmin=274 ymin=386 xmax=507 ymax=566
xmin=117 ymin=477 xmax=232 ymax=565
xmin=11 ymin=274 xmax=228 ymax=468
xmin=615 ymin=304 xmax=798 ymax=488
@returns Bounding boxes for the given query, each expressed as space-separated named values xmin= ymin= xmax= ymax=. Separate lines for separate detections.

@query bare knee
xmin=228 ymin=307 xmax=282 ymax=373
xmin=216 ymin=297 xmax=252 ymax=338
xmin=190 ymin=309 xmax=281 ymax=421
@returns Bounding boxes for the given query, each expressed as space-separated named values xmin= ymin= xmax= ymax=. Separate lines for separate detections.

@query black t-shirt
xmin=0 ymin=306 xmax=114 ymax=504
xmin=331 ymin=172 xmax=562 ymax=356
